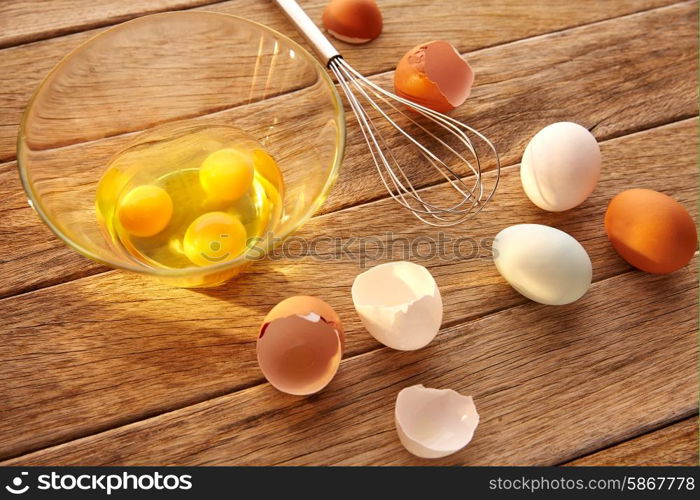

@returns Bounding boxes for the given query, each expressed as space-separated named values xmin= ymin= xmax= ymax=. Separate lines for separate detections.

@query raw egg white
xmin=493 ymin=224 xmax=592 ymax=305
xmin=605 ymin=189 xmax=697 ymax=274
xmin=520 ymin=122 xmax=601 ymax=212
xmin=322 ymin=0 xmax=382 ymax=44
xmin=257 ymin=296 xmax=344 ymax=396
xmin=395 ymin=385 xmax=479 ymax=459
xmin=352 ymin=261 xmax=442 ymax=351
xmin=394 ymin=40 xmax=473 ymax=113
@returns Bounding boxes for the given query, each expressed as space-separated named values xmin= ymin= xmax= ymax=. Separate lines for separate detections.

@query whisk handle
xmin=273 ymin=0 xmax=341 ymax=66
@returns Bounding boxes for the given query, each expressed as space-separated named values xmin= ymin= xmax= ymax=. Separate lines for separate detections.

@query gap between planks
xmin=0 ymin=261 xmax=693 ymax=464
xmin=3 ymin=260 xmax=696 ymax=465
xmin=1 ymin=1 xmax=696 ymax=300
xmin=0 ymin=0 xmax=692 ymax=163
xmin=0 ymin=2 xmax=696 ymax=460
xmin=0 ymin=0 xmax=230 ymax=50
xmin=0 ymin=0 xmax=684 ymax=52
xmin=0 ymin=116 xmax=695 ymax=460
xmin=560 ymin=414 xmax=699 ymax=466
xmin=1 ymin=114 xmax=696 ymax=305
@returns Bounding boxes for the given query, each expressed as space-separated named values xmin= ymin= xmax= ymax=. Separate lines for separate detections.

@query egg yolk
xmin=117 ymin=184 xmax=173 ymax=238
xmin=200 ymin=148 xmax=254 ymax=201
xmin=183 ymin=211 xmax=248 ymax=267
xmin=252 ymin=149 xmax=276 ymax=178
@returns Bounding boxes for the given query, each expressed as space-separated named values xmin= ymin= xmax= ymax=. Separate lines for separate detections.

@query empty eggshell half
xmin=394 ymin=40 xmax=474 ymax=113
xmin=257 ymin=296 xmax=344 ymax=396
xmin=351 ymin=261 xmax=442 ymax=351
xmin=395 ymin=384 xmax=479 ymax=459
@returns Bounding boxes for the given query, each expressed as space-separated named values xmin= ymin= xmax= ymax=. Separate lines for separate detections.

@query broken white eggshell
xmin=351 ymin=261 xmax=442 ymax=350
xmin=395 ymin=384 xmax=479 ymax=459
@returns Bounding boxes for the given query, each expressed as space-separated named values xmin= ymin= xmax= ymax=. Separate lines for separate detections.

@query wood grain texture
xmin=0 ymin=118 xmax=695 ymax=460
xmin=0 ymin=0 xmax=697 ymax=467
xmin=0 ymin=0 xmax=222 ymax=49
xmin=0 ymin=0 xmax=686 ymax=162
xmin=324 ymin=1 xmax=699 ymax=214
xmin=1 ymin=3 xmax=697 ymax=298
xmin=0 ymin=0 xmax=679 ymax=51
xmin=5 ymin=260 xmax=696 ymax=465
xmin=566 ymin=417 xmax=699 ymax=466
xmin=0 ymin=161 xmax=109 ymax=296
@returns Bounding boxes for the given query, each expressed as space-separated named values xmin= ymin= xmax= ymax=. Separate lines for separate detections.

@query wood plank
xmin=4 ymin=260 xmax=696 ymax=465
xmin=0 ymin=0 xmax=679 ymax=51
xmin=0 ymin=162 xmax=108 ymax=295
xmin=4 ymin=85 xmax=340 ymax=298
xmin=0 ymin=0 xmax=686 ymax=162
xmin=565 ymin=418 xmax=698 ymax=466
xmin=0 ymin=0 xmax=222 ymax=49
xmin=323 ymin=0 xmax=699 ymax=214
xmin=2 ymin=3 xmax=696 ymax=299
xmin=0 ymin=118 xmax=695 ymax=460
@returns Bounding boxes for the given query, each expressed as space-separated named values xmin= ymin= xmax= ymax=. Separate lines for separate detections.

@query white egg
xmin=493 ymin=224 xmax=592 ymax=305
xmin=351 ymin=261 xmax=442 ymax=351
xmin=520 ymin=122 xmax=601 ymax=212
xmin=395 ymin=385 xmax=479 ymax=459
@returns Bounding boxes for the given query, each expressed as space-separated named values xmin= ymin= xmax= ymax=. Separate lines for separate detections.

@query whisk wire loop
xmin=273 ymin=0 xmax=499 ymax=227
xmin=329 ymin=57 xmax=500 ymax=227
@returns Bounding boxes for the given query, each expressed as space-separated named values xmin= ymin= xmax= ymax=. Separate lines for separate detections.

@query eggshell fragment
xmin=395 ymin=385 xmax=479 ymax=459
xmin=394 ymin=40 xmax=474 ymax=113
xmin=257 ymin=296 xmax=343 ymax=396
xmin=605 ymin=189 xmax=697 ymax=274
xmin=263 ymin=295 xmax=344 ymax=349
xmin=520 ymin=122 xmax=601 ymax=212
xmin=352 ymin=261 xmax=442 ymax=351
xmin=493 ymin=224 xmax=592 ymax=305
xmin=322 ymin=0 xmax=382 ymax=44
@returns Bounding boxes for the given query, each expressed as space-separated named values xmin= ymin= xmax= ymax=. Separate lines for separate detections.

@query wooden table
xmin=0 ymin=0 xmax=697 ymax=466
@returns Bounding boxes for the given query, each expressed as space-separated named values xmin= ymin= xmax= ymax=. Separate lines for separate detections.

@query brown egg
xmin=394 ymin=40 xmax=474 ymax=113
xmin=257 ymin=296 xmax=344 ymax=396
xmin=322 ymin=0 xmax=382 ymax=44
xmin=605 ymin=189 xmax=697 ymax=274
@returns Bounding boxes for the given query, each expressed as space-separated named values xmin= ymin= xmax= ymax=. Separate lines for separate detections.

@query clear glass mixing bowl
xmin=17 ymin=11 xmax=345 ymax=287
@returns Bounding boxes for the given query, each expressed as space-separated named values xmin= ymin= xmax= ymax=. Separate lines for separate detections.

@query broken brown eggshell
xmin=257 ymin=296 xmax=344 ymax=396
xmin=394 ymin=40 xmax=474 ymax=113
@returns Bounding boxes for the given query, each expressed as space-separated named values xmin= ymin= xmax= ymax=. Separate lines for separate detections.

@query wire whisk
xmin=275 ymin=0 xmax=500 ymax=227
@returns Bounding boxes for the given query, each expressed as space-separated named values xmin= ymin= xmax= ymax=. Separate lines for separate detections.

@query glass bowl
xmin=17 ymin=11 xmax=345 ymax=287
